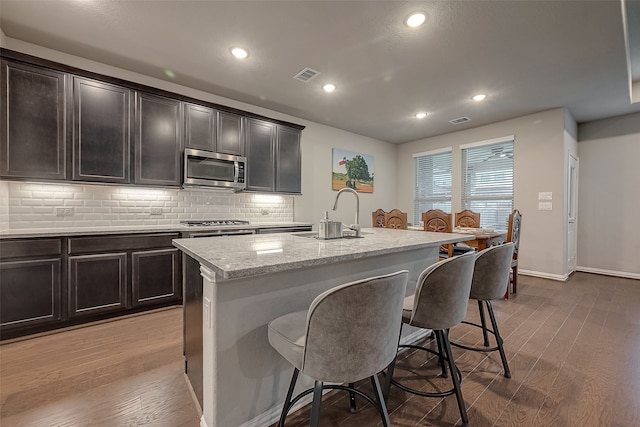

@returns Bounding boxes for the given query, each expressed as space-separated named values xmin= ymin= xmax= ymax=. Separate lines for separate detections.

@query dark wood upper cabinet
xmin=244 ymin=118 xmax=276 ymax=192
xmin=184 ymin=103 xmax=216 ymax=151
xmin=217 ymin=111 xmax=243 ymax=156
xmin=275 ymin=126 xmax=302 ymax=194
xmin=73 ymin=77 xmax=132 ymax=183
xmin=0 ymin=60 xmax=67 ymax=180
xmin=134 ymin=92 xmax=183 ymax=187
xmin=184 ymin=104 xmax=244 ymax=156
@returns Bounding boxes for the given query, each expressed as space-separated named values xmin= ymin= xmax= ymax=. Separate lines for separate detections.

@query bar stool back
xmin=383 ymin=251 xmax=475 ymax=426
xmin=268 ymin=270 xmax=408 ymax=427
xmin=451 ymin=243 xmax=515 ymax=378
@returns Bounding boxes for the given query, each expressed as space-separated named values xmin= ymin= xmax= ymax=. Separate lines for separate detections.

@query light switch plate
xmin=538 ymin=201 xmax=553 ymax=210
xmin=538 ymin=192 xmax=553 ymax=200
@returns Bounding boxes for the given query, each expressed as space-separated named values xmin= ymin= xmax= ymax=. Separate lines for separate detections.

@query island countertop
xmin=172 ymin=227 xmax=470 ymax=279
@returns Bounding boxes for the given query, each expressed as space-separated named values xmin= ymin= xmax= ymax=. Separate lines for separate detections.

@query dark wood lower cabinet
xmin=68 ymin=253 xmax=127 ymax=317
xmin=0 ymin=233 xmax=181 ymax=340
xmin=0 ymin=259 xmax=61 ymax=329
xmin=132 ymin=248 xmax=180 ymax=306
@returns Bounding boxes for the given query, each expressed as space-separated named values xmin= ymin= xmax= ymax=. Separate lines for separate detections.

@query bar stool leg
xmin=439 ymin=329 xmax=469 ymax=426
xmin=348 ymin=383 xmax=358 ymax=412
xmin=478 ymin=300 xmax=490 ymax=346
xmin=310 ymin=381 xmax=323 ymax=427
xmin=486 ymin=301 xmax=511 ymax=378
xmin=278 ymin=368 xmax=299 ymax=427
xmin=434 ymin=329 xmax=448 ymax=378
xmin=370 ymin=375 xmax=391 ymax=427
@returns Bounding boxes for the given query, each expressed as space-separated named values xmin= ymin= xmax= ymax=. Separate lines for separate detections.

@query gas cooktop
xmin=180 ymin=219 xmax=251 ymax=227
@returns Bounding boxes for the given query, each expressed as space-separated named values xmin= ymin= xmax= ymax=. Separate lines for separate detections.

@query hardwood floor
xmin=0 ymin=307 xmax=200 ymax=427
xmin=1 ymin=272 xmax=639 ymax=427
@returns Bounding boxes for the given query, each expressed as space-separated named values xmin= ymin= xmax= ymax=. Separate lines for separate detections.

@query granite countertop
xmin=173 ymin=227 xmax=471 ymax=280
xmin=0 ymin=222 xmax=313 ymax=239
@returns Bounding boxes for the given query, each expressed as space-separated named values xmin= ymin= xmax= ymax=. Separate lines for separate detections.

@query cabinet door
xmin=245 ymin=118 xmax=275 ymax=192
xmin=184 ymin=103 xmax=216 ymax=151
xmin=135 ymin=92 xmax=182 ymax=186
xmin=0 ymin=259 xmax=61 ymax=331
xmin=275 ymin=126 xmax=302 ymax=194
xmin=132 ymin=248 xmax=181 ymax=307
xmin=217 ymin=111 xmax=244 ymax=155
xmin=69 ymin=253 xmax=127 ymax=317
xmin=73 ymin=77 xmax=131 ymax=183
xmin=0 ymin=60 xmax=67 ymax=180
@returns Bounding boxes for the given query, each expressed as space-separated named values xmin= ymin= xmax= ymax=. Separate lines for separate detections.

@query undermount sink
xmin=292 ymin=231 xmax=369 ymax=240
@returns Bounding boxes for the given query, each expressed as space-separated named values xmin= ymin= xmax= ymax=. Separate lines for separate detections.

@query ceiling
xmin=1 ymin=0 xmax=639 ymax=144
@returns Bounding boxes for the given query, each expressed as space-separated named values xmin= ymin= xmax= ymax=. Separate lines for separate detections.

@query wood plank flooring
xmin=1 ymin=272 xmax=639 ymax=427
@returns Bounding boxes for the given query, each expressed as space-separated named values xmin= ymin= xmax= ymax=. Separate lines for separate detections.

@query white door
xmin=567 ymin=154 xmax=579 ymax=274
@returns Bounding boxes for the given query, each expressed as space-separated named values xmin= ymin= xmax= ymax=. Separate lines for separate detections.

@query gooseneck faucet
xmin=332 ymin=187 xmax=361 ymax=237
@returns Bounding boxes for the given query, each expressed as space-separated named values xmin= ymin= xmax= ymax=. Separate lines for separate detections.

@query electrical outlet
xmin=150 ymin=207 xmax=163 ymax=215
xmin=55 ymin=207 xmax=74 ymax=217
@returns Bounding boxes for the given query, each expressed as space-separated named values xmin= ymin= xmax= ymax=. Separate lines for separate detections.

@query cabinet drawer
xmin=0 ymin=238 xmax=62 ymax=260
xmin=68 ymin=233 xmax=179 ymax=254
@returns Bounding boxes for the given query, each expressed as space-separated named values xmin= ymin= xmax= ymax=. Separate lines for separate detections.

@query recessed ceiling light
xmin=323 ymin=83 xmax=336 ymax=93
xmin=406 ymin=13 xmax=426 ymax=28
xmin=472 ymin=94 xmax=487 ymax=101
xmin=415 ymin=112 xmax=428 ymax=119
xmin=231 ymin=47 xmax=248 ymax=59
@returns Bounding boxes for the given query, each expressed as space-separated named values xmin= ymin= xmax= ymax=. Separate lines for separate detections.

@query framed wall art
xmin=332 ymin=148 xmax=374 ymax=193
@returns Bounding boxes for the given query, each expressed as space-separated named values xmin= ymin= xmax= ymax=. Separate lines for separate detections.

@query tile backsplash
xmin=1 ymin=182 xmax=293 ymax=229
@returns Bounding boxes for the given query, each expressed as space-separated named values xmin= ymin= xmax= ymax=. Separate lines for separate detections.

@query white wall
xmin=577 ymin=112 xmax=640 ymax=278
xmin=397 ymin=109 xmax=569 ymax=279
xmin=1 ymin=37 xmax=398 ymax=230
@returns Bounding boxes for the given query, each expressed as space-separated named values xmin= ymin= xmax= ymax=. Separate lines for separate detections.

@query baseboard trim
xmin=576 ymin=266 xmax=640 ymax=280
xmin=518 ymin=269 xmax=569 ymax=282
xmin=236 ymin=329 xmax=431 ymax=427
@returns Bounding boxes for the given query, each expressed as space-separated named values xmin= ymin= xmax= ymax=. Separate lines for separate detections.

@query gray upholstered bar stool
xmin=268 ymin=270 xmax=408 ymax=427
xmin=383 ymin=251 xmax=475 ymax=426
xmin=451 ymin=243 xmax=515 ymax=378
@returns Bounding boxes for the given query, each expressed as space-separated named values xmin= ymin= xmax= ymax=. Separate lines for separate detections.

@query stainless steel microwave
xmin=183 ymin=148 xmax=246 ymax=190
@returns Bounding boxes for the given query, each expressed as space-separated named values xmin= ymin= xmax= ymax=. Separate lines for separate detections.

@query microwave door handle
xmin=234 ymin=162 xmax=239 ymax=183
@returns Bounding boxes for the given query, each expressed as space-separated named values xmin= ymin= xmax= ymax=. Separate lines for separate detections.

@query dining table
xmin=408 ymin=225 xmax=507 ymax=251
xmin=452 ymin=227 xmax=507 ymax=250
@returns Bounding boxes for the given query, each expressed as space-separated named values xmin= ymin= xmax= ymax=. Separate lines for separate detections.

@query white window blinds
xmin=414 ymin=150 xmax=452 ymax=225
xmin=461 ymin=140 xmax=514 ymax=230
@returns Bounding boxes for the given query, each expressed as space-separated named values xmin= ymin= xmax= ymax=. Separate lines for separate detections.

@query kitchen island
xmin=173 ymin=227 xmax=469 ymax=427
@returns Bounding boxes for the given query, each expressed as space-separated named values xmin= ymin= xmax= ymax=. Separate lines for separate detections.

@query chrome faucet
xmin=332 ymin=187 xmax=361 ymax=237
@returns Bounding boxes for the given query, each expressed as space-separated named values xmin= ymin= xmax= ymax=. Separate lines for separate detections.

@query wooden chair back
xmin=385 ymin=209 xmax=407 ymax=229
xmin=421 ymin=209 xmax=453 ymax=258
xmin=455 ymin=209 xmax=481 ymax=228
xmin=372 ymin=209 xmax=386 ymax=228
xmin=507 ymin=209 xmax=522 ymax=262
xmin=505 ymin=209 xmax=522 ymax=298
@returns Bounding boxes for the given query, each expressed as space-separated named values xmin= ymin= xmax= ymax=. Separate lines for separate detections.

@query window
xmin=414 ymin=148 xmax=452 ymax=225
xmin=461 ymin=138 xmax=514 ymax=230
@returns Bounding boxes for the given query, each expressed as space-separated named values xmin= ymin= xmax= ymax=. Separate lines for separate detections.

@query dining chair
xmin=385 ymin=209 xmax=408 ymax=229
xmin=505 ymin=209 xmax=522 ymax=299
xmin=454 ymin=209 xmax=481 ymax=228
xmin=453 ymin=209 xmax=481 ymax=255
xmin=422 ymin=209 xmax=453 ymax=258
xmin=268 ymin=270 xmax=408 ymax=427
xmin=383 ymin=251 xmax=476 ymax=426
xmin=372 ymin=209 xmax=386 ymax=228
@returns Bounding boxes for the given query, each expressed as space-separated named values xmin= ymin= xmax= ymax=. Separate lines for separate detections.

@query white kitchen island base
xmin=173 ymin=228 xmax=469 ymax=427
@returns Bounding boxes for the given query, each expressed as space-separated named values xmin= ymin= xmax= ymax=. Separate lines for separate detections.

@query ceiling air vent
xmin=449 ymin=116 xmax=472 ymax=125
xmin=293 ymin=67 xmax=320 ymax=82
